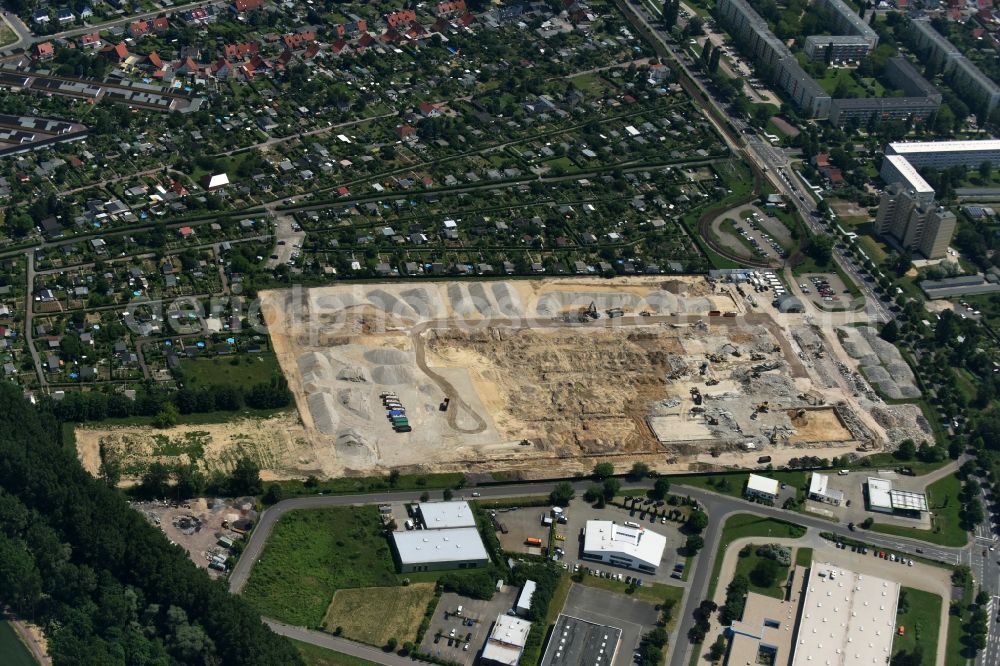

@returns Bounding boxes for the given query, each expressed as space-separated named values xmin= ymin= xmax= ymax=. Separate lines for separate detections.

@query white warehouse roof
xmin=747 ymin=473 xmax=780 ymax=497
xmin=583 ymin=520 xmax=666 ymax=569
xmin=867 ymin=477 xmax=893 ymax=510
xmin=481 ymin=615 xmax=532 ymax=666
xmin=516 ymin=580 xmax=536 ymax=614
xmin=791 ymin=563 xmax=899 ymax=666
xmin=809 ymin=473 xmax=845 ymax=503
xmin=418 ymin=500 xmax=477 ymax=529
xmin=392 ymin=527 xmax=489 ymax=566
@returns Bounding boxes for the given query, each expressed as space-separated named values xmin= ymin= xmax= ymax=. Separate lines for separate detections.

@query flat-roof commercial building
xmin=866 ymin=477 xmax=929 ymax=514
xmin=417 ymin=500 xmax=477 ymax=529
xmin=746 ymin=473 xmax=780 ymax=501
xmin=920 ymin=273 xmax=1000 ymax=299
xmin=540 ymin=614 xmax=622 ymax=666
xmin=391 ymin=527 xmax=490 ymax=573
xmin=581 ymin=520 xmax=667 ymax=573
xmin=728 ymin=567 xmax=807 ymax=666
xmin=808 ymin=473 xmax=845 ymax=505
xmin=481 ymin=615 xmax=532 ymax=666
xmin=791 ymin=563 xmax=900 ymax=666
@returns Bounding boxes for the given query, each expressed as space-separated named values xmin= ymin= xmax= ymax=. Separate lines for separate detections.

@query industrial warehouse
xmin=726 ymin=562 xmax=901 ymax=666
xmin=866 ymin=477 xmax=929 ymax=515
xmin=540 ymin=615 xmax=622 ymax=666
xmin=390 ymin=501 xmax=490 ymax=572
xmin=581 ymin=520 xmax=667 ymax=573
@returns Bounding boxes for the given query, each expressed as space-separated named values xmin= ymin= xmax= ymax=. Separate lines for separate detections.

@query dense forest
xmin=0 ymin=383 xmax=303 ymax=665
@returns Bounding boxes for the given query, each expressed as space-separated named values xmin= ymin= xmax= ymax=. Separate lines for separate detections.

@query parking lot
xmin=558 ymin=498 xmax=685 ymax=585
xmin=417 ymin=587 xmax=518 ymax=665
xmin=804 ymin=470 xmax=932 ymax=529
xmin=798 ymin=272 xmax=850 ymax=309
xmin=266 ymin=215 xmax=305 ymax=269
xmin=491 ymin=506 xmax=552 ymax=556
xmin=560 ymin=584 xmax=660 ymax=666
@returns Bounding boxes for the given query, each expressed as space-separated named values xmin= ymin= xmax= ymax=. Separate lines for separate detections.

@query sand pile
xmin=308 ymin=393 xmax=340 ymax=435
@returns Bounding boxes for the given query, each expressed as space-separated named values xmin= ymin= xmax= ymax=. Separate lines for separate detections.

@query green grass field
xmin=676 ymin=471 xmax=808 ymax=502
xmin=893 ymin=588 xmax=942 ymax=666
xmin=733 ymin=547 xmax=789 ymax=599
xmin=179 ymin=352 xmax=282 ymax=387
xmin=322 ymin=584 xmax=437 ymax=646
xmin=870 ymin=473 xmax=968 ymax=547
xmin=242 ymin=507 xmax=399 ymax=627
xmin=707 ymin=515 xmax=807 ymax=598
xmin=850 ymin=453 xmax=951 ymax=476
xmin=290 ymin=639 xmax=382 ymax=666
xmin=795 ymin=547 xmax=813 ymax=567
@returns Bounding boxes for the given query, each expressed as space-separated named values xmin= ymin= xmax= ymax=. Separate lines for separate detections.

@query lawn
xmin=814 ymin=67 xmax=871 ymax=97
xmin=322 ymin=584 xmax=437 ymax=647
xmin=733 ymin=547 xmax=789 ymax=599
xmin=869 ymin=473 xmax=968 ymax=547
xmin=179 ymin=351 xmax=282 ymax=387
xmin=290 ymin=639 xmax=382 ymax=666
xmin=707 ymin=514 xmax=807 ymax=598
xmin=676 ymin=471 xmax=808 ymax=502
xmin=795 ymin=547 xmax=813 ymax=567
xmin=892 ymin=587 xmax=941 ymax=666
xmin=850 ymin=452 xmax=951 ymax=476
xmin=242 ymin=507 xmax=399 ymax=627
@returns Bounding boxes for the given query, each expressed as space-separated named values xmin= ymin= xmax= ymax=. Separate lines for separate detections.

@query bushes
xmin=437 ymin=569 xmax=498 ymax=600
xmin=718 ymin=575 xmax=749 ymax=626
xmin=756 ymin=543 xmax=791 ymax=566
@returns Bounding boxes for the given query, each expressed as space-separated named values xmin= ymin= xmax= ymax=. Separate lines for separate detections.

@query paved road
xmin=229 ymin=476 xmax=969 ymax=664
xmin=620 ymin=2 xmax=891 ymax=326
xmin=265 ymin=619 xmax=429 ymax=666
xmin=23 ymin=251 xmax=46 ymax=387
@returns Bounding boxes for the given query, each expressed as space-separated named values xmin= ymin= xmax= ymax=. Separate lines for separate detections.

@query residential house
xmin=78 ymin=33 xmax=102 ymax=49
xmin=386 ymin=9 xmax=417 ymax=27
xmin=234 ymin=0 xmax=264 ymax=13
xmin=36 ymin=42 xmax=55 ymax=59
xmin=435 ymin=0 xmax=466 ymax=15
xmin=57 ymin=7 xmax=75 ymax=24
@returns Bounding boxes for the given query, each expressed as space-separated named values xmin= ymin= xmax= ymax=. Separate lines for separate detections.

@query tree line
xmin=0 ymin=383 xmax=303 ymax=665
xmin=44 ymin=376 xmax=293 ymax=424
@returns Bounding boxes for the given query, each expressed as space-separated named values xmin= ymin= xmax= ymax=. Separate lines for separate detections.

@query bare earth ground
xmin=76 ymin=277 xmax=917 ymax=480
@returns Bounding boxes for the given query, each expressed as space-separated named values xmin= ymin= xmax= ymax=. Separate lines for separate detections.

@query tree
xmin=700 ymin=39 xmax=712 ymax=67
xmin=806 ymin=235 xmax=834 ymax=265
xmin=662 ymin=0 xmax=679 ymax=29
xmin=685 ymin=534 xmax=704 ymax=554
xmin=880 ymin=319 xmax=900 ymax=343
xmin=263 ymin=484 xmax=283 ymax=506
xmin=140 ymin=462 xmax=172 ymax=499
xmin=228 ymin=456 xmax=262 ymax=496
xmin=549 ymin=482 xmax=575 ymax=507
xmin=750 ymin=558 xmax=780 ymax=588
xmin=861 ymin=517 xmax=874 ymax=529
xmin=894 ymin=439 xmax=916 ymax=461
xmin=684 ymin=16 xmax=704 ymax=36
xmin=687 ymin=509 xmax=709 ymax=533
xmin=388 ymin=470 xmax=401 ymax=487
xmin=152 ymin=403 xmax=179 ymax=429
xmin=629 ymin=462 xmax=652 ymax=480
xmin=651 ymin=476 xmax=671 ymax=500
xmin=385 ymin=637 xmax=397 ymax=652
xmin=709 ymin=634 xmax=727 ymax=661
xmin=443 ymin=488 xmax=454 ymax=501
xmin=602 ymin=478 xmax=622 ymax=501
xmin=708 ymin=47 xmax=721 ymax=75
xmin=979 ymin=160 xmax=992 ymax=180
xmin=584 ymin=485 xmax=603 ymax=504
xmin=593 ymin=462 xmax=614 ymax=480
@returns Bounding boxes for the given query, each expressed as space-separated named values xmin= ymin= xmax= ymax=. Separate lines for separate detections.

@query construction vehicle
xmin=707 ymin=415 xmax=719 ymax=425
xmin=699 ymin=361 xmax=708 ymax=375
xmin=606 ymin=308 xmax=624 ymax=318
xmin=706 ymin=378 xmax=719 ymax=386
xmin=579 ymin=301 xmax=600 ymax=322
xmin=756 ymin=402 xmax=769 ymax=413
xmin=639 ymin=310 xmax=652 ymax=316
xmin=690 ymin=387 xmax=703 ymax=406
xmin=440 ymin=398 xmax=450 ymax=412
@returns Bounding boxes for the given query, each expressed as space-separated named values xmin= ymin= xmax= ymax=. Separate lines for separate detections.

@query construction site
xmin=253 ymin=277 xmax=908 ymax=478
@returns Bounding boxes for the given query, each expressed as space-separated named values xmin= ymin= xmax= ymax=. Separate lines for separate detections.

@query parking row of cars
xmin=834 ymin=541 xmax=914 ymax=565
xmin=736 ymin=211 xmax=788 ymax=259
xmin=802 ymin=275 xmax=845 ymax=303
xmin=578 ymin=564 xmax=647 ymax=587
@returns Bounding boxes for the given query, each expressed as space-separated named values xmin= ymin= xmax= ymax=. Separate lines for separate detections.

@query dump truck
xmin=525 ymin=537 xmax=543 ymax=547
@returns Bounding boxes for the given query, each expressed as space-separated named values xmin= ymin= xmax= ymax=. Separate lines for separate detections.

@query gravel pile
xmin=535 ymin=291 xmax=642 ymax=316
xmin=371 ymin=365 xmax=415 ymax=385
xmin=337 ymin=388 xmax=370 ymax=419
xmin=363 ymin=348 xmax=410 ymax=365
xmin=837 ymin=326 xmax=921 ymax=400
xmin=491 ymin=283 xmax=523 ymax=317
xmin=308 ymin=393 xmax=340 ymax=434
xmin=336 ymin=365 xmax=369 ymax=383
xmin=298 ymin=351 xmax=332 ymax=384
xmin=467 ymin=282 xmax=499 ymax=317
xmin=448 ymin=283 xmax=477 ymax=317
xmin=368 ymin=289 xmax=414 ymax=319
xmin=400 ymin=288 xmax=438 ymax=319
